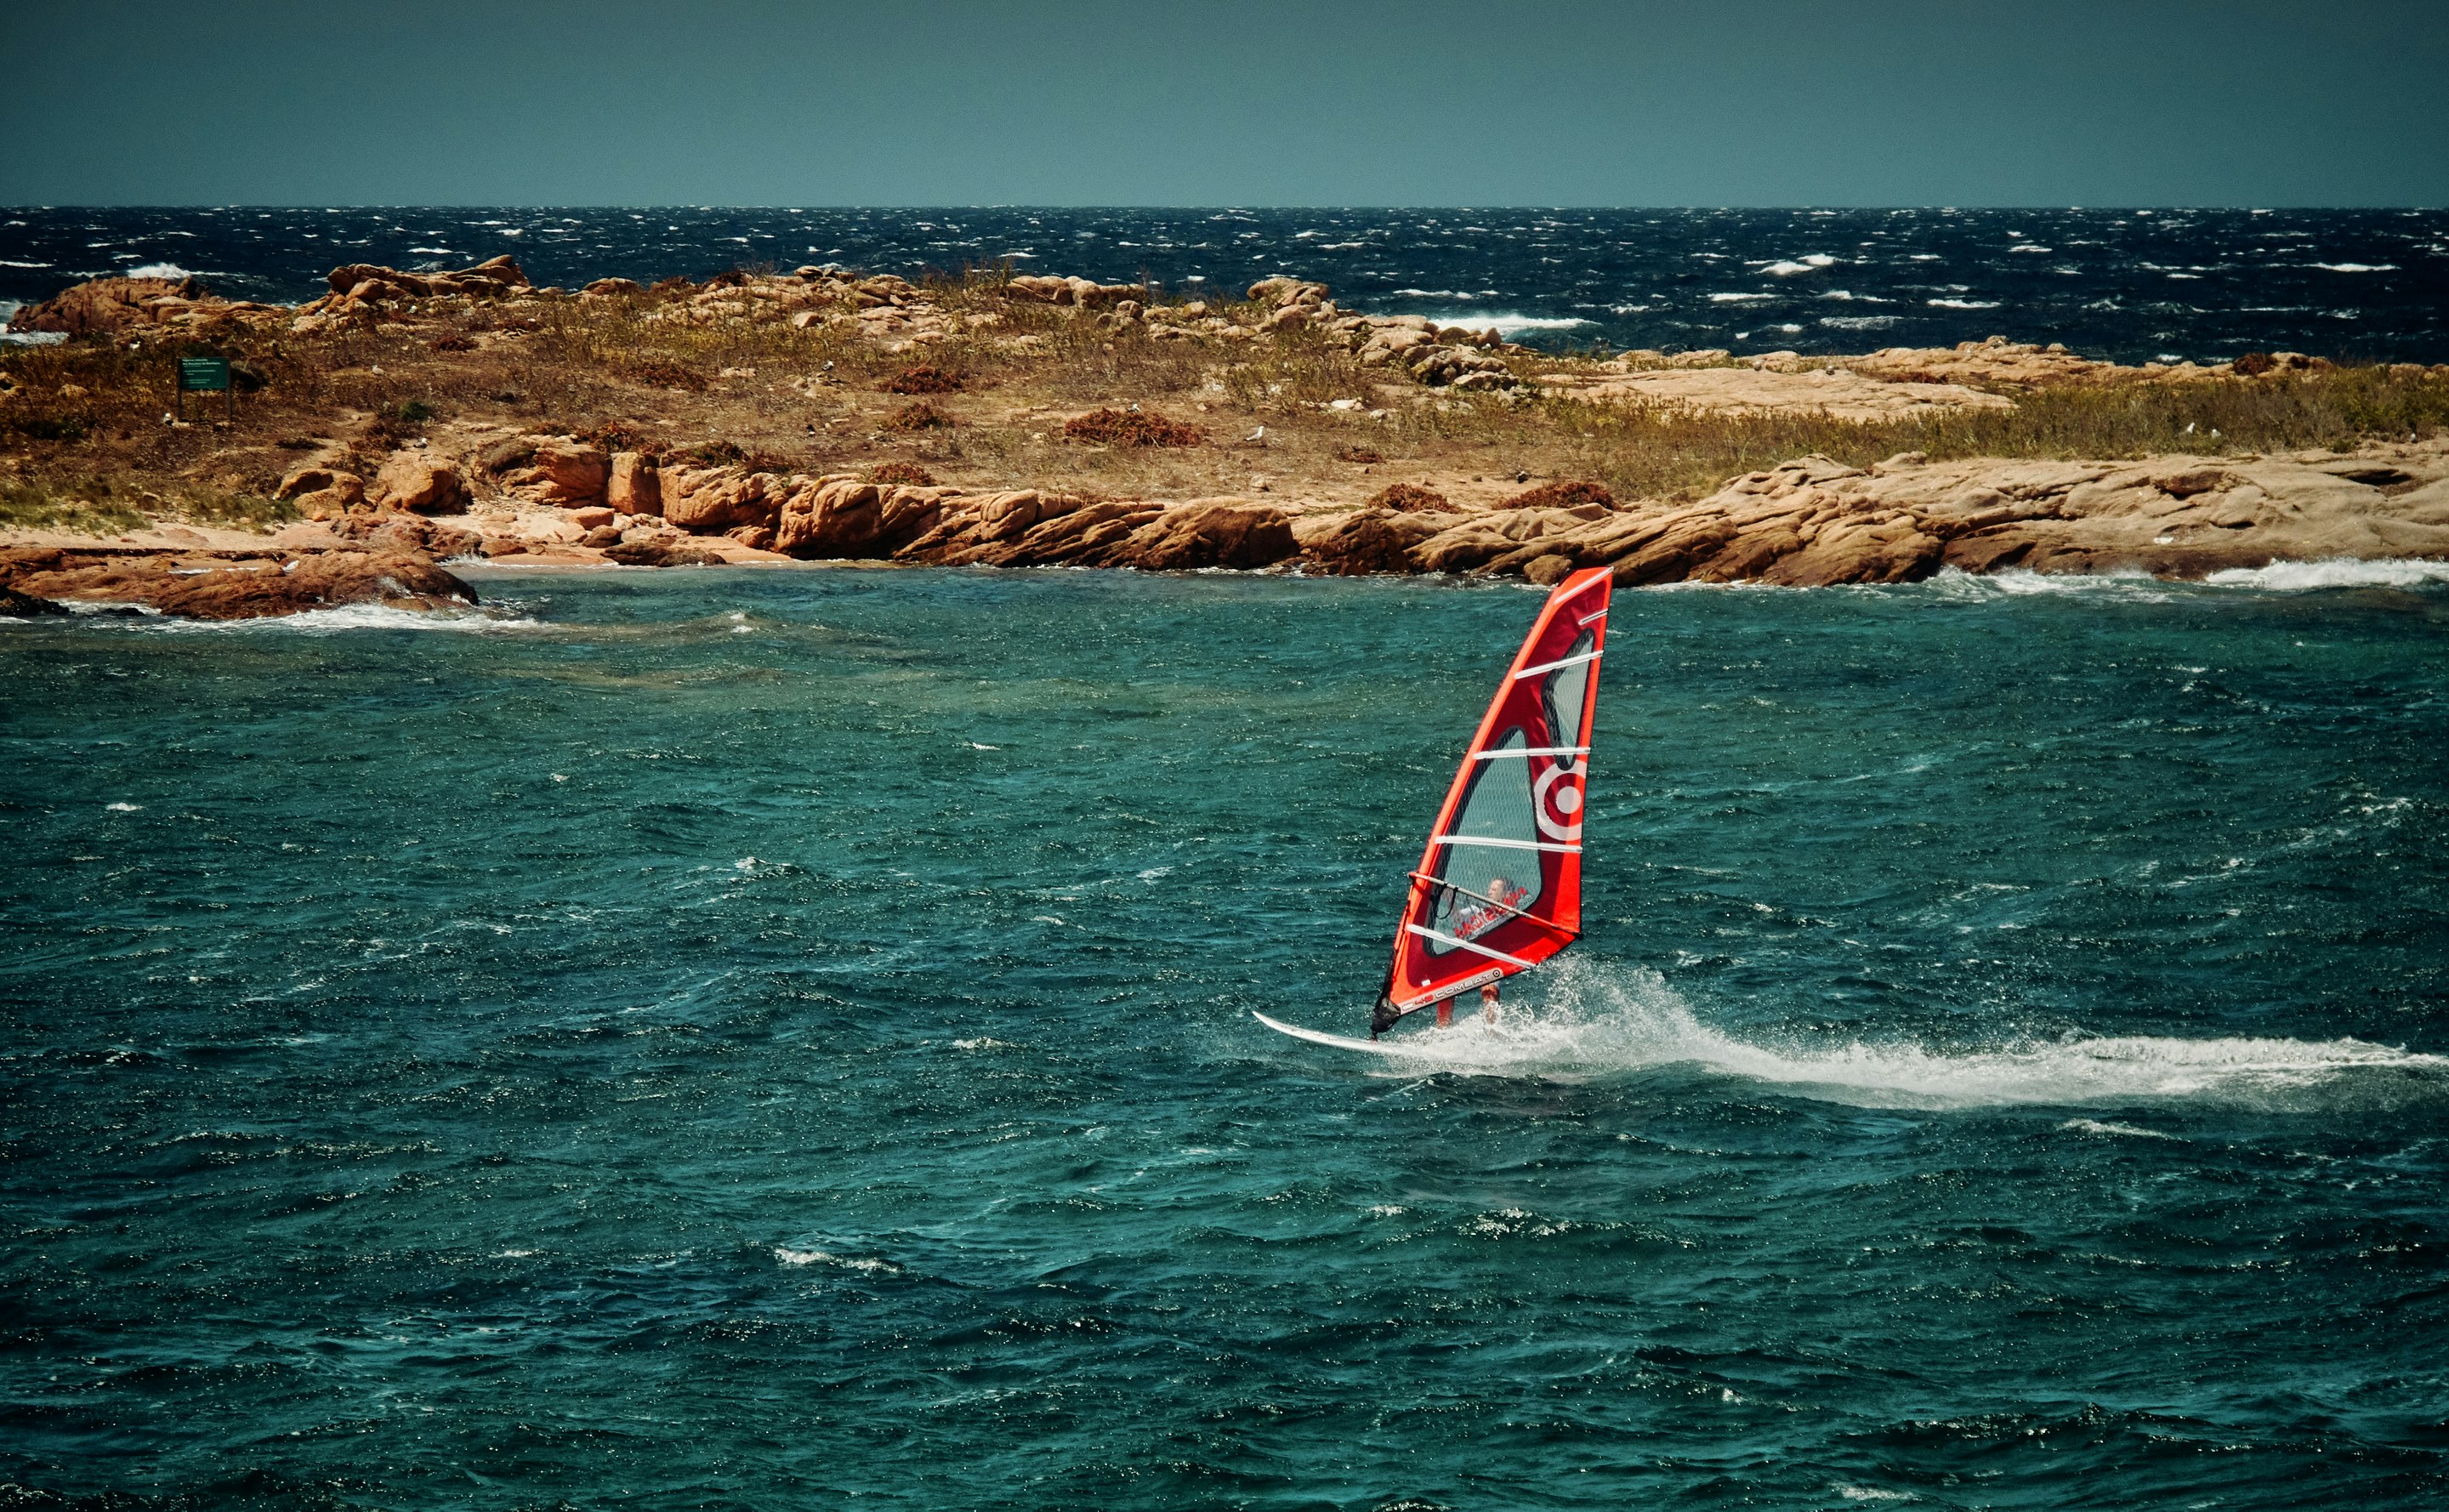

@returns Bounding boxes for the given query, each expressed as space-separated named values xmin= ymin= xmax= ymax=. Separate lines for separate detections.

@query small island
xmin=4 ymin=255 xmax=2446 ymax=617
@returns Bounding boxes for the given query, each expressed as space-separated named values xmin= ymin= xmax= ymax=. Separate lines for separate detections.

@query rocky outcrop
xmin=0 ymin=545 xmax=478 ymax=619
xmin=367 ymin=453 xmax=469 ymax=514
xmin=659 ymin=465 xmax=790 ymax=533
xmin=1296 ymin=507 xmax=1451 ymax=575
xmin=321 ymin=254 xmax=530 ymax=302
xmin=505 ymin=441 xmax=610 ymax=505
xmin=1 ymin=584 xmax=70 ymax=617
xmin=603 ymin=537 xmax=726 ymax=567
xmin=640 ymin=268 xmax=990 ymax=350
xmin=773 ymin=478 xmax=952 ymax=557
xmin=606 ymin=452 xmax=661 ymax=514
xmin=1004 ymin=275 xmax=1145 ymax=307
xmin=1541 ymin=364 xmax=2014 ymax=421
xmin=1839 ymin=336 xmax=2148 ymax=389
xmin=284 ymin=255 xmax=533 ymax=329
xmin=1089 ymin=501 xmax=1297 ymax=570
xmin=275 ymin=464 xmax=367 ymax=517
xmin=455 ymin=436 xmax=2449 ymax=586
xmin=5 ymin=275 xmax=285 ymax=336
xmin=1291 ymin=446 xmax=2449 ymax=587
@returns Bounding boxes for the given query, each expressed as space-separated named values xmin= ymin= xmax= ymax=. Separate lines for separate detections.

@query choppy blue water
xmin=4 ymin=566 xmax=2447 ymax=1509
xmin=4 ymin=207 xmax=2446 ymax=365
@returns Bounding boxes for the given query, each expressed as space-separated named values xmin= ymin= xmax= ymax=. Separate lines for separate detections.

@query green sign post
xmin=176 ymin=356 xmax=233 ymax=421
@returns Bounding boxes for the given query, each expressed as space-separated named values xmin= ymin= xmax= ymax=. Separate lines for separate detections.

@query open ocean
xmin=4 ymin=566 xmax=2446 ymax=1509
xmin=3 ymin=206 xmax=2447 ymax=364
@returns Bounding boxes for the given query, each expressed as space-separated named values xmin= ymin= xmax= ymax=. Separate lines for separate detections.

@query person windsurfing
xmin=1254 ymin=566 xmax=1611 ymax=1049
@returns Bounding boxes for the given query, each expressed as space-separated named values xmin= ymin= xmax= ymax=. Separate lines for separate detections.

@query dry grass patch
xmin=1063 ymin=408 xmax=1205 ymax=447
xmin=1503 ymin=478 xmax=1617 ymax=510
xmin=1369 ymin=483 xmax=1452 ymax=512
xmin=881 ymin=365 xmax=963 ymax=395
xmin=883 ymin=401 xmax=954 ymax=433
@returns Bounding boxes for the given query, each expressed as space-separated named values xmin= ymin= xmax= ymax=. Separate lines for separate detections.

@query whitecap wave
xmin=1920 ymin=566 xmax=2173 ymax=601
xmin=1294 ymin=964 xmax=2445 ymax=1110
xmin=1420 ymin=313 xmax=1593 ymax=333
xmin=776 ymin=1246 xmax=898 ymax=1273
xmin=2060 ymin=1118 xmax=2182 ymax=1140
xmin=122 ymin=262 xmax=196 ymax=280
xmin=151 ymin=603 xmax=549 ymax=634
xmin=1926 ymin=298 xmax=2002 ymax=310
xmin=2202 ymin=557 xmax=2449 ymax=590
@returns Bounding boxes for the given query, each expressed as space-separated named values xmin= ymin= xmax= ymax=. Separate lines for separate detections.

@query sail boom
xmin=1404 ymin=924 xmax=1536 ymax=969
xmin=1406 ymin=872 xmax=1578 ymax=935
xmin=1431 ymin=834 xmax=1581 ymax=853
xmin=1470 ymin=745 xmax=1589 ymax=760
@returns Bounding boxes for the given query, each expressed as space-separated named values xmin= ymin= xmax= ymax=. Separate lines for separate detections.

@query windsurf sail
xmin=1372 ymin=568 xmax=1611 ymax=1035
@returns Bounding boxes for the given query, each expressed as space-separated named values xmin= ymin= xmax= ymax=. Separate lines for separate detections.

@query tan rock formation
xmin=1542 ymin=365 xmax=2014 ymax=421
xmin=1094 ymin=501 xmax=1298 ymax=571
xmin=773 ymin=478 xmax=950 ymax=558
xmin=508 ymin=441 xmax=611 ymax=505
xmin=367 ymin=454 xmax=469 ymax=515
xmin=0 ymin=546 xmax=478 ymax=620
xmin=275 ymin=465 xmax=367 ymax=516
xmin=6 ymin=275 xmax=285 ymax=335
xmin=1298 ymin=508 xmax=1451 ymax=576
xmin=606 ymin=452 xmax=661 ymax=514
xmin=659 ymin=465 xmax=787 ymax=533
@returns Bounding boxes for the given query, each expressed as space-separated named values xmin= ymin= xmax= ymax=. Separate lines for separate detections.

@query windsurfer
xmin=1450 ymin=874 xmax=1527 ymax=941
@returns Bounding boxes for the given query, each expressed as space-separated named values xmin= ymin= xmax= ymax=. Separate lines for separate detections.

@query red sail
xmin=1373 ymin=568 xmax=1611 ymax=1034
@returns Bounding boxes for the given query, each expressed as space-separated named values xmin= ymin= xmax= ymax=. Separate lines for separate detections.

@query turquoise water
xmin=4 ymin=566 xmax=2447 ymax=1509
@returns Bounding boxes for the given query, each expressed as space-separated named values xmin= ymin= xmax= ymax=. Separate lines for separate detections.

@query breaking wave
xmin=2202 ymin=557 xmax=2449 ymax=590
xmin=1418 ymin=313 xmax=1594 ymax=334
xmin=1294 ymin=964 xmax=2446 ymax=1110
xmin=147 ymin=603 xmax=548 ymax=634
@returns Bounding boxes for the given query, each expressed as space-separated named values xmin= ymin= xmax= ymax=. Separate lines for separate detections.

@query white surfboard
xmin=1253 ymin=1010 xmax=1443 ymax=1055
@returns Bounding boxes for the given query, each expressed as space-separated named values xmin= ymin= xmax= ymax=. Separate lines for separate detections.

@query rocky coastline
xmin=5 ymin=257 xmax=2446 ymax=619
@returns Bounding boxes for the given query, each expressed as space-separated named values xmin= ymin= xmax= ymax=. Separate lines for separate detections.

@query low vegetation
xmin=1061 ymin=407 xmax=1206 ymax=447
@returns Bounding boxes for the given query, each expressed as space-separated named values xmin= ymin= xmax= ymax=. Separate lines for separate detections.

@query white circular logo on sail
xmin=1533 ymin=759 xmax=1584 ymax=842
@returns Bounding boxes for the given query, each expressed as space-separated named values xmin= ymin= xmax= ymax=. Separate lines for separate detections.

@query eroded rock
xmin=368 ymin=454 xmax=469 ymax=514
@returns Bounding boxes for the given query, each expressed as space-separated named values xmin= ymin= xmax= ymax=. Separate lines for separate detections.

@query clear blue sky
xmin=4 ymin=0 xmax=2443 ymax=206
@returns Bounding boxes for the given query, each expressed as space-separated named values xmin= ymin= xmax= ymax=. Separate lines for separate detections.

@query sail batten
xmin=1372 ymin=569 xmax=1614 ymax=1036
xmin=1512 ymin=649 xmax=1603 ymax=679
xmin=1470 ymin=745 xmax=1590 ymax=760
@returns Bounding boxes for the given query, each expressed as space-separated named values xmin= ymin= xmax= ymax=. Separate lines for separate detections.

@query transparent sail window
xmin=1429 ymin=726 xmax=1545 ymax=952
xmin=1542 ymin=629 xmax=1596 ymax=749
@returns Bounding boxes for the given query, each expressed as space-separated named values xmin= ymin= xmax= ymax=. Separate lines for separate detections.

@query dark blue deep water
xmin=4 ymin=566 xmax=2447 ymax=1509
xmin=4 ymin=207 xmax=2447 ymax=365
